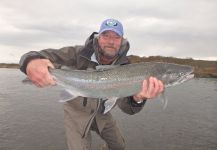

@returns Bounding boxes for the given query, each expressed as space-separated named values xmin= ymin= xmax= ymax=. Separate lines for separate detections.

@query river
xmin=0 ymin=68 xmax=216 ymax=150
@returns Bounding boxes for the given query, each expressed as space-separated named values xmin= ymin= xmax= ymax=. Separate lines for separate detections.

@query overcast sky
xmin=0 ymin=0 xmax=216 ymax=63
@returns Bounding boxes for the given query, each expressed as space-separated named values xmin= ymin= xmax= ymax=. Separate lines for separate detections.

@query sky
xmin=0 ymin=0 xmax=217 ymax=63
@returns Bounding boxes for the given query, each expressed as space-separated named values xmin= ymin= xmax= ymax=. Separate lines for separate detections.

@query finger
xmin=158 ymin=80 xmax=164 ymax=93
xmin=152 ymin=78 xmax=160 ymax=96
xmin=36 ymin=76 xmax=49 ymax=87
xmin=32 ymin=80 xmax=43 ymax=88
xmin=33 ymin=70 xmax=51 ymax=87
xmin=39 ymin=65 xmax=54 ymax=85
xmin=34 ymin=70 xmax=55 ymax=87
xmin=36 ymin=84 xmax=43 ymax=88
xmin=147 ymin=77 xmax=154 ymax=97
xmin=42 ymin=73 xmax=54 ymax=86
xmin=48 ymin=75 xmax=57 ymax=85
xmin=138 ymin=80 xmax=148 ymax=99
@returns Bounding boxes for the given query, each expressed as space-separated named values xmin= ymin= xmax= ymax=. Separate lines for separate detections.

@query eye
xmin=179 ymin=72 xmax=184 ymax=76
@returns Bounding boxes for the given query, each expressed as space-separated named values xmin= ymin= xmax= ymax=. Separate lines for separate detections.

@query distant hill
xmin=0 ymin=63 xmax=19 ymax=69
xmin=0 ymin=56 xmax=217 ymax=78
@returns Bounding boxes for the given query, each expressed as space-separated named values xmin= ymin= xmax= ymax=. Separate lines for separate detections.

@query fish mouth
xmin=177 ymin=71 xmax=194 ymax=84
xmin=186 ymin=73 xmax=194 ymax=80
xmin=165 ymin=71 xmax=194 ymax=88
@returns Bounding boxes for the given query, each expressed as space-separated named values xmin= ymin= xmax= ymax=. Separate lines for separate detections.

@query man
xmin=19 ymin=19 xmax=164 ymax=150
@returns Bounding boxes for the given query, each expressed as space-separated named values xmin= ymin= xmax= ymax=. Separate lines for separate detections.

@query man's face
xmin=98 ymin=31 xmax=122 ymax=59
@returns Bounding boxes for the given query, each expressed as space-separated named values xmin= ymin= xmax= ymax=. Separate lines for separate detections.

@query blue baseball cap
xmin=99 ymin=19 xmax=124 ymax=37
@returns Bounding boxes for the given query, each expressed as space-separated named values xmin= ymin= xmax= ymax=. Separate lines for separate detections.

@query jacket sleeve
xmin=19 ymin=46 xmax=82 ymax=74
xmin=117 ymin=96 xmax=146 ymax=115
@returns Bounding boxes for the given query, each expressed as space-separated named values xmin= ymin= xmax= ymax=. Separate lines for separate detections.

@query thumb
xmin=142 ymin=79 xmax=148 ymax=92
xmin=46 ymin=60 xmax=55 ymax=69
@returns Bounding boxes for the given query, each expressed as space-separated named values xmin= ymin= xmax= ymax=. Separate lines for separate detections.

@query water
xmin=0 ymin=68 xmax=216 ymax=150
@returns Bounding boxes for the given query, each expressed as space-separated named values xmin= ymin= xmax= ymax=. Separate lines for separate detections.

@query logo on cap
xmin=106 ymin=20 xmax=118 ymax=27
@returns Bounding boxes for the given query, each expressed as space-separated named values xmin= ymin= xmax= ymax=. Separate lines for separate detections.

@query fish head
xmin=159 ymin=63 xmax=194 ymax=87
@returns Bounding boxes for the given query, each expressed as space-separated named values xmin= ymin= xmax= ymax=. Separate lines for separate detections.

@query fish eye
xmin=179 ymin=72 xmax=184 ymax=76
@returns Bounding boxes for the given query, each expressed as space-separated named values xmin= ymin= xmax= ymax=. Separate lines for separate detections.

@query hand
xmin=26 ymin=59 xmax=56 ymax=87
xmin=133 ymin=77 xmax=164 ymax=102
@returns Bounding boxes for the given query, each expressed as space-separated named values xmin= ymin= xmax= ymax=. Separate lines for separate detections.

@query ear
xmin=118 ymin=38 xmax=130 ymax=56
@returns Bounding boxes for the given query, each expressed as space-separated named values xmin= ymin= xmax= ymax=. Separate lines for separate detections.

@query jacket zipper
xmin=82 ymin=99 xmax=100 ymax=138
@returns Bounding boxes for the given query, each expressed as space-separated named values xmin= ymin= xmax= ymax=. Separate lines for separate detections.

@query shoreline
xmin=0 ymin=63 xmax=19 ymax=69
xmin=1 ymin=55 xmax=216 ymax=78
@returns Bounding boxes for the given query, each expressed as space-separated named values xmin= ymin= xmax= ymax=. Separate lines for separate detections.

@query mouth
xmin=104 ymin=47 xmax=115 ymax=50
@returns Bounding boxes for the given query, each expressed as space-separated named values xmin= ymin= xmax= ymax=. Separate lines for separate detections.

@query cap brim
xmin=99 ymin=28 xmax=123 ymax=36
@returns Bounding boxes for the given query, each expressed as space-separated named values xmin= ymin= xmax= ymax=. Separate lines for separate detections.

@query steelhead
xmin=49 ymin=62 xmax=194 ymax=113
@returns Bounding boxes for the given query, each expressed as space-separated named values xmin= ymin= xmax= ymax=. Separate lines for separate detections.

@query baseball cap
xmin=99 ymin=19 xmax=124 ymax=36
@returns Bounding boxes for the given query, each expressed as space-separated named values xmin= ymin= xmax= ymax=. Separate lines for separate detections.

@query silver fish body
xmin=51 ymin=62 xmax=194 ymax=99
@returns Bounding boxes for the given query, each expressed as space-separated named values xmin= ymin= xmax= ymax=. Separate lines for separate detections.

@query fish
xmin=48 ymin=62 xmax=194 ymax=113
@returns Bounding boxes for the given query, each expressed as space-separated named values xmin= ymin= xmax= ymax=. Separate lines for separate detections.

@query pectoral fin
xmin=59 ymin=89 xmax=78 ymax=102
xmin=103 ymin=97 xmax=118 ymax=114
xmin=22 ymin=77 xmax=33 ymax=85
xmin=159 ymin=91 xmax=168 ymax=110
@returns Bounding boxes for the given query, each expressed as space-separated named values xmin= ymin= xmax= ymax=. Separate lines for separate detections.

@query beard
xmin=99 ymin=47 xmax=119 ymax=60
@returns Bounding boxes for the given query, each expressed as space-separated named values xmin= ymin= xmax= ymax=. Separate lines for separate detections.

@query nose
xmin=108 ymin=38 xmax=114 ymax=44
